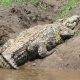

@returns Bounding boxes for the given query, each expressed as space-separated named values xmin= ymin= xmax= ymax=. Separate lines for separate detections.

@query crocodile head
xmin=63 ymin=15 xmax=80 ymax=29
xmin=59 ymin=27 xmax=74 ymax=40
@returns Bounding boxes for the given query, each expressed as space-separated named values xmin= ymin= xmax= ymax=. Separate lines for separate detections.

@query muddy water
xmin=0 ymin=66 xmax=80 ymax=80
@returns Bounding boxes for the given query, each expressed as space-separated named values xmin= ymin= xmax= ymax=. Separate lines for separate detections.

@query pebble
xmin=32 ymin=62 xmax=36 ymax=66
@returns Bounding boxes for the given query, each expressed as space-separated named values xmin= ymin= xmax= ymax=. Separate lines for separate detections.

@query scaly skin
xmin=0 ymin=15 xmax=80 ymax=69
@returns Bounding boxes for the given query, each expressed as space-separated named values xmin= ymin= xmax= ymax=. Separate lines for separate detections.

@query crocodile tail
xmin=0 ymin=55 xmax=19 ymax=69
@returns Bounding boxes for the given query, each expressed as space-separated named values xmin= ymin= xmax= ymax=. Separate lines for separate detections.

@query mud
xmin=26 ymin=34 xmax=80 ymax=69
xmin=0 ymin=66 xmax=80 ymax=80
xmin=0 ymin=0 xmax=63 ymax=45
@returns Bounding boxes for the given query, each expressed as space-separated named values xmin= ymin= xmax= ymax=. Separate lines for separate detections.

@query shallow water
xmin=0 ymin=66 xmax=80 ymax=80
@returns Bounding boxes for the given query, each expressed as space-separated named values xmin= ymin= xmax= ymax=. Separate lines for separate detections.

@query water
xmin=0 ymin=66 xmax=80 ymax=80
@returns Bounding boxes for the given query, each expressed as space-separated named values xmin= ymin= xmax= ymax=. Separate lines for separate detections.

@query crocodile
xmin=0 ymin=15 xmax=80 ymax=69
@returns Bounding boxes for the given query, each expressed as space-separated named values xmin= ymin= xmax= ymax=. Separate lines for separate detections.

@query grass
xmin=0 ymin=0 xmax=17 ymax=6
xmin=0 ymin=0 xmax=29 ymax=6
xmin=0 ymin=0 xmax=79 ymax=16
xmin=74 ymin=29 xmax=80 ymax=36
xmin=54 ymin=0 xmax=79 ymax=21
xmin=31 ymin=0 xmax=50 ymax=10
xmin=40 ymin=3 xmax=51 ymax=10
xmin=25 ymin=0 xmax=32 ymax=4
xmin=0 ymin=0 xmax=51 ymax=13
xmin=31 ymin=0 xmax=42 ymax=7
xmin=0 ymin=0 xmax=51 ymax=11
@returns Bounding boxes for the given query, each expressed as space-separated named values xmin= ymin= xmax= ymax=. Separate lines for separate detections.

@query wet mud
xmin=0 ymin=66 xmax=80 ymax=80
xmin=0 ymin=0 xmax=80 ymax=71
xmin=0 ymin=0 xmax=80 ymax=80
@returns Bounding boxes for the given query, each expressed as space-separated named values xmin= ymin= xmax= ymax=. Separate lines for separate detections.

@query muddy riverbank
xmin=0 ymin=0 xmax=80 ymax=70
xmin=0 ymin=66 xmax=80 ymax=80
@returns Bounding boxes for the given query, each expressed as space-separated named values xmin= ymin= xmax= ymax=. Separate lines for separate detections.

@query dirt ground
xmin=0 ymin=1 xmax=61 ymax=44
xmin=0 ymin=0 xmax=80 ymax=70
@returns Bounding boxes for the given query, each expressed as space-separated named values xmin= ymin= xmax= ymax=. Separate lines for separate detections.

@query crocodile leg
xmin=38 ymin=42 xmax=55 ymax=57
xmin=28 ymin=42 xmax=55 ymax=58
xmin=0 ymin=54 xmax=18 ymax=69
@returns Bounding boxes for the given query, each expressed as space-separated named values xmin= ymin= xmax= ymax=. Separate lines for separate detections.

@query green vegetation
xmin=40 ymin=3 xmax=51 ymax=10
xmin=0 ymin=0 xmax=79 ymax=16
xmin=74 ymin=30 xmax=80 ymax=36
xmin=31 ymin=0 xmax=50 ymax=10
xmin=31 ymin=0 xmax=42 ymax=7
xmin=0 ymin=0 xmax=50 ymax=10
xmin=25 ymin=0 xmax=31 ymax=4
xmin=55 ymin=0 xmax=79 ymax=21
xmin=0 ymin=0 xmax=17 ymax=6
